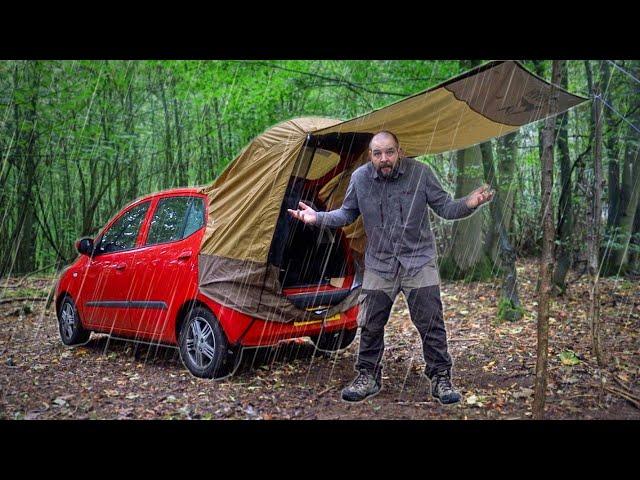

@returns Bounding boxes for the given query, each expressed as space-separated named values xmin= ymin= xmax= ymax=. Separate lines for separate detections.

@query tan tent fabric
xmin=198 ymin=60 xmax=588 ymax=323
xmin=314 ymin=61 xmax=586 ymax=155
xmin=306 ymin=149 xmax=342 ymax=180
xmin=199 ymin=117 xmax=341 ymax=262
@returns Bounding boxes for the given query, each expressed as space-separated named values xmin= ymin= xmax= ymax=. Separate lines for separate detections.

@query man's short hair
xmin=370 ymin=130 xmax=399 ymax=149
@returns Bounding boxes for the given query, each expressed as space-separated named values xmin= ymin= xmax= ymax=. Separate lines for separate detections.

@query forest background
xmin=1 ymin=60 xmax=638 ymax=288
xmin=1 ymin=60 xmax=639 ymax=420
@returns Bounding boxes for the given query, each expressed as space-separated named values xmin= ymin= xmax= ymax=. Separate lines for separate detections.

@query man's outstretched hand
xmin=287 ymin=201 xmax=318 ymax=225
xmin=465 ymin=184 xmax=495 ymax=209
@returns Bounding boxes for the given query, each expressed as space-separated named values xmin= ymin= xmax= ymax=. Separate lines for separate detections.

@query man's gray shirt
xmin=315 ymin=157 xmax=477 ymax=281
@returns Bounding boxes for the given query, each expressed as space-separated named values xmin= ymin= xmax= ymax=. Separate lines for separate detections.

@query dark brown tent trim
xmin=199 ymin=254 xmax=360 ymax=323
xmin=443 ymin=61 xmax=588 ymax=127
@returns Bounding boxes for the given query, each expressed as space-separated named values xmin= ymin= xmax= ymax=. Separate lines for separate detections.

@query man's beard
xmin=377 ymin=163 xmax=395 ymax=178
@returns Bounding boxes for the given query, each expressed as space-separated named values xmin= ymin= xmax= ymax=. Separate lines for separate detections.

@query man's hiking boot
xmin=430 ymin=370 xmax=462 ymax=405
xmin=341 ymin=369 xmax=382 ymax=402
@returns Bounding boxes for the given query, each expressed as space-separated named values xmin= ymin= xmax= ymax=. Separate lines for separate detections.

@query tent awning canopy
xmin=312 ymin=60 xmax=587 ymax=156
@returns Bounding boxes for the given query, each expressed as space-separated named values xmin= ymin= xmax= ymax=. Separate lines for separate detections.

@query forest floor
xmin=1 ymin=259 xmax=639 ymax=420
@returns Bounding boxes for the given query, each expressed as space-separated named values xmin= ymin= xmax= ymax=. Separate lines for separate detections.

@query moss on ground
xmin=439 ymin=254 xmax=498 ymax=282
xmin=495 ymin=297 xmax=525 ymax=323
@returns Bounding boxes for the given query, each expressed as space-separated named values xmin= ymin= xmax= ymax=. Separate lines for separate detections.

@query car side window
xmin=182 ymin=197 xmax=206 ymax=238
xmin=96 ymin=201 xmax=150 ymax=254
xmin=146 ymin=196 xmax=205 ymax=246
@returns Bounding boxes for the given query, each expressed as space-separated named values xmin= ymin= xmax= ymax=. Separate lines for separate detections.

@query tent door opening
xmin=267 ymin=133 xmax=370 ymax=308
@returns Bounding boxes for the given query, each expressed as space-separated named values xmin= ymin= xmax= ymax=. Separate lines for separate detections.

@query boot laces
xmin=435 ymin=372 xmax=453 ymax=393
xmin=354 ymin=370 xmax=374 ymax=388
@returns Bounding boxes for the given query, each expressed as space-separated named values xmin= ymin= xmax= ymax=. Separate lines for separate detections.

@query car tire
xmin=311 ymin=328 xmax=357 ymax=352
xmin=178 ymin=306 xmax=237 ymax=379
xmin=57 ymin=296 xmax=91 ymax=346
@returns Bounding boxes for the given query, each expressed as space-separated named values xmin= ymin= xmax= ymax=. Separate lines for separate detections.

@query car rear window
xmin=146 ymin=196 xmax=205 ymax=245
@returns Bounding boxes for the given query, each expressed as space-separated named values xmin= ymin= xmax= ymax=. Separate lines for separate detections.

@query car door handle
xmin=177 ymin=250 xmax=192 ymax=261
xmin=113 ymin=263 xmax=127 ymax=271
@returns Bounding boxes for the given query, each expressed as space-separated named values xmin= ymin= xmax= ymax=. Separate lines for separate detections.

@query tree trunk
xmin=159 ymin=75 xmax=174 ymax=188
xmin=12 ymin=62 xmax=40 ymax=275
xmin=481 ymin=138 xmax=522 ymax=320
xmin=599 ymin=61 xmax=620 ymax=231
xmin=489 ymin=132 xmax=518 ymax=262
xmin=125 ymin=63 xmax=140 ymax=201
xmin=498 ymin=134 xmax=518 ymax=234
xmin=532 ymin=61 xmax=547 ymax=162
xmin=602 ymin=61 xmax=640 ymax=275
xmin=628 ymin=202 xmax=640 ymax=273
xmin=606 ymin=140 xmax=621 ymax=231
xmin=481 ymin=141 xmax=498 ymax=261
xmin=589 ymin=76 xmax=604 ymax=367
xmin=533 ymin=60 xmax=562 ymax=420
xmin=171 ymin=77 xmax=187 ymax=187
xmin=440 ymin=145 xmax=490 ymax=280
xmin=609 ymin=145 xmax=640 ymax=270
xmin=212 ymin=97 xmax=226 ymax=177
xmin=553 ymin=62 xmax=575 ymax=294
xmin=200 ymin=103 xmax=213 ymax=182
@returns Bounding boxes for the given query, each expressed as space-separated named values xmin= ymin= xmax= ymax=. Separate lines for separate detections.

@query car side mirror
xmin=76 ymin=238 xmax=94 ymax=256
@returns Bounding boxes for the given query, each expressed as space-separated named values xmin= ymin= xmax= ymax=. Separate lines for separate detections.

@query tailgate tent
xmin=198 ymin=60 xmax=587 ymax=323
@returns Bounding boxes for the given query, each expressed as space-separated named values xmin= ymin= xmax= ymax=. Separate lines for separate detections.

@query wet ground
xmin=1 ymin=260 xmax=639 ymax=420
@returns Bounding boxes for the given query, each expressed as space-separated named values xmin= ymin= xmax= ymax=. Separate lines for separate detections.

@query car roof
xmin=128 ymin=187 xmax=206 ymax=205
xmin=151 ymin=186 xmax=204 ymax=197
xmin=121 ymin=187 xmax=205 ymax=213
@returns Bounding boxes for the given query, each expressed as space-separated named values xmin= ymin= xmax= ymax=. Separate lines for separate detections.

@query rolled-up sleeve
xmin=315 ymin=175 xmax=361 ymax=228
xmin=425 ymin=166 xmax=477 ymax=220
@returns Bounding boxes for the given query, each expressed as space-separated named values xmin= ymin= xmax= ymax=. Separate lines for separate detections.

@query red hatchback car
xmin=55 ymin=187 xmax=359 ymax=378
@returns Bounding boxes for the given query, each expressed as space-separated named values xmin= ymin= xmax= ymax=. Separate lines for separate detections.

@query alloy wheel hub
xmin=188 ymin=317 xmax=215 ymax=367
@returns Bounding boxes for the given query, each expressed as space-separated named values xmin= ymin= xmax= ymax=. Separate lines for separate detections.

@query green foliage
xmin=5 ymin=286 xmax=47 ymax=299
xmin=0 ymin=59 xmax=637 ymax=277
xmin=495 ymin=298 xmax=525 ymax=324
xmin=558 ymin=349 xmax=581 ymax=366
xmin=619 ymin=279 xmax=635 ymax=290
xmin=0 ymin=60 xmax=466 ymax=272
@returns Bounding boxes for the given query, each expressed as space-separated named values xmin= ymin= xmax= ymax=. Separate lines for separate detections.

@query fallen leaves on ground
xmin=0 ymin=261 xmax=638 ymax=420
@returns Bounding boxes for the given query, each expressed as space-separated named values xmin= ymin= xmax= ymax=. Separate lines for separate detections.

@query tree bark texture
xmin=533 ymin=60 xmax=562 ymax=419
xmin=481 ymin=139 xmax=521 ymax=317
xmin=11 ymin=62 xmax=40 ymax=275
xmin=444 ymin=145 xmax=485 ymax=273
xmin=553 ymin=62 xmax=574 ymax=294
xmin=589 ymin=78 xmax=604 ymax=367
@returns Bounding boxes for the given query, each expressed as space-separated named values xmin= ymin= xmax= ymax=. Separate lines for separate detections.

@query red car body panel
xmin=56 ymin=187 xmax=358 ymax=349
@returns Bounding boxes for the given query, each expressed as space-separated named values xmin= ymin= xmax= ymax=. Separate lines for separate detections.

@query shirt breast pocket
xmin=400 ymin=190 xmax=426 ymax=225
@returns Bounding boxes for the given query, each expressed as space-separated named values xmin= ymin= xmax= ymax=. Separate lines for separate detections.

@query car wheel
xmin=178 ymin=306 xmax=237 ymax=379
xmin=57 ymin=296 xmax=91 ymax=346
xmin=311 ymin=328 xmax=357 ymax=352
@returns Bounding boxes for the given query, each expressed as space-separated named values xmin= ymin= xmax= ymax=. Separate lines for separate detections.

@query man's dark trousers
xmin=355 ymin=260 xmax=452 ymax=379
